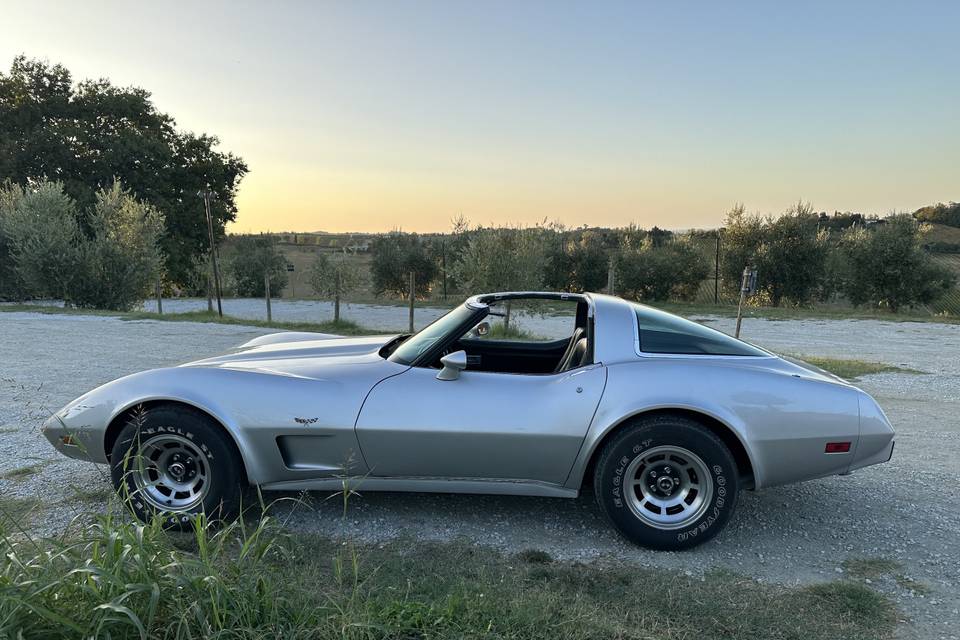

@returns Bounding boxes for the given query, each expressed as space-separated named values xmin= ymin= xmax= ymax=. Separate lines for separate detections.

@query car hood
xmin=179 ymin=332 xmax=402 ymax=378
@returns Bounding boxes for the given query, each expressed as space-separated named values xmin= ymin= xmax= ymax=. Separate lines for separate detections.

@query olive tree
xmin=1 ymin=181 xmax=80 ymax=301
xmin=226 ymin=235 xmax=288 ymax=298
xmin=369 ymin=232 xmax=437 ymax=298
xmin=835 ymin=215 xmax=954 ymax=312
xmin=2 ymin=180 xmax=165 ymax=310
xmin=615 ymin=237 xmax=709 ymax=301
xmin=307 ymin=251 xmax=361 ymax=322
xmin=720 ymin=201 xmax=828 ymax=306
xmin=451 ymin=226 xmax=548 ymax=327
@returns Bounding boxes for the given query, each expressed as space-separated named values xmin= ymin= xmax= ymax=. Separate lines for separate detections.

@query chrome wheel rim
xmin=624 ymin=445 xmax=713 ymax=530
xmin=130 ymin=434 xmax=210 ymax=511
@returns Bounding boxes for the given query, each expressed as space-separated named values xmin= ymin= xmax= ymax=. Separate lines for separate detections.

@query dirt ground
xmin=1 ymin=306 xmax=958 ymax=639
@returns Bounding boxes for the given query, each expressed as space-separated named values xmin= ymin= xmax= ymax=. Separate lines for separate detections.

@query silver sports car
xmin=43 ymin=292 xmax=895 ymax=550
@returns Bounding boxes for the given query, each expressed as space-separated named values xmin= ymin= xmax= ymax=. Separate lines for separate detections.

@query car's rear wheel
xmin=110 ymin=404 xmax=244 ymax=529
xmin=593 ymin=414 xmax=739 ymax=550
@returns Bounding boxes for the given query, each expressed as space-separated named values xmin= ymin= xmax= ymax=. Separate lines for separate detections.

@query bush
xmin=1 ymin=181 xmax=80 ymax=301
xmin=835 ymin=215 xmax=955 ymax=312
xmin=721 ymin=202 xmax=829 ymax=306
xmin=307 ymin=251 xmax=361 ymax=321
xmin=2 ymin=181 xmax=164 ymax=310
xmin=615 ymin=238 xmax=709 ymax=301
xmin=225 ymin=235 xmax=288 ymax=297
xmin=543 ymin=230 xmax=609 ymax=292
xmin=370 ymin=232 xmax=438 ymax=297
xmin=69 ymin=184 xmax=165 ymax=311
xmin=451 ymin=226 xmax=548 ymax=293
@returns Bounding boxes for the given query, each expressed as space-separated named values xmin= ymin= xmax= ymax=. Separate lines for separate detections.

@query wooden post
xmin=714 ymin=231 xmax=721 ymax=305
xmin=206 ymin=272 xmax=213 ymax=313
xmin=441 ymin=246 xmax=447 ymax=301
xmin=607 ymin=260 xmax=616 ymax=296
xmin=408 ymin=271 xmax=415 ymax=333
xmin=735 ymin=266 xmax=750 ymax=338
xmin=334 ymin=270 xmax=341 ymax=323
xmin=155 ymin=274 xmax=163 ymax=315
xmin=265 ymin=272 xmax=272 ymax=323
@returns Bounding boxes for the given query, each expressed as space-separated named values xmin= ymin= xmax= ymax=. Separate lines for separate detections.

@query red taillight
xmin=825 ymin=442 xmax=851 ymax=453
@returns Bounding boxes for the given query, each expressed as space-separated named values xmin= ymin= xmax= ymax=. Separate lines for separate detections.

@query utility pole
xmin=199 ymin=187 xmax=223 ymax=317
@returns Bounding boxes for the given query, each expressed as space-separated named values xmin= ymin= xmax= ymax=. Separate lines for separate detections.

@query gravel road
xmin=1 ymin=305 xmax=958 ymax=639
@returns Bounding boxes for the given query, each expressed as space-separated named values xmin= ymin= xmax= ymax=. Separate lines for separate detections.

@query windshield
xmin=388 ymin=304 xmax=480 ymax=366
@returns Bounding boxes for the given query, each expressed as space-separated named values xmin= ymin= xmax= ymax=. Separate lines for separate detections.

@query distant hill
xmin=915 ymin=202 xmax=960 ymax=228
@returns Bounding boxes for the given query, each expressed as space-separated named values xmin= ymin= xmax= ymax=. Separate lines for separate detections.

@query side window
xmin=633 ymin=305 xmax=767 ymax=356
xmin=463 ymin=299 xmax=578 ymax=343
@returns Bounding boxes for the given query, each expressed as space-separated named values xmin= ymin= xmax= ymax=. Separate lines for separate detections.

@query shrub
xmin=69 ymin=183 xmax=165 ymax=311
xmin=2 ymin=181 xmax=164 ymax=310
xmin=226 ymin=234 xmax=288 ymax=297
xmin=370 ymin=232 xmax=437 ymax=297
xmin=543 ymin=230 xmax=610 ymax=292
xmin=835 ymin=215 xmax=955 ymax=312
xmin=615 ymin=238 xmax=709 ymax=301
xmin=451 ymin=226 xmax=548 ymax=293
xmin=307 ymin=251 xmax=361 ymax=321
xmin=721 ymin=201 xmax=829 ymax=306
xmin=1 ymin=181 xmax=80 ymax=301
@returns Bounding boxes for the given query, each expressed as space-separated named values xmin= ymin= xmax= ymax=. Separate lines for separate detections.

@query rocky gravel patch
xmin=1 ymin=306 xmax=958 ymax=639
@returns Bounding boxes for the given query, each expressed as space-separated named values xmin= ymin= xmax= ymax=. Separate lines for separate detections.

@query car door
xmin=354 ymin=364 xmax=606 ymax=485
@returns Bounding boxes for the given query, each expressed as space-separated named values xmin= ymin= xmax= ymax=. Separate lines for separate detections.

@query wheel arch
xmin=104 ymin=399 xmax=250 ymax=485
xmin=577 ymin=407 xmax=757 ymax=491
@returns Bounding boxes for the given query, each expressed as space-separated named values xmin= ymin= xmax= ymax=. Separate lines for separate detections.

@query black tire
xmin=593 ymin=414 xmax=739 ymax=551
xmin=110 ymin=404 xmax=244 ymax=529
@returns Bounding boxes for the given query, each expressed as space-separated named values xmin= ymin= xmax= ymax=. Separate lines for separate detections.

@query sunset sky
xmin=2 ymin=1 xmax=957 ymax=233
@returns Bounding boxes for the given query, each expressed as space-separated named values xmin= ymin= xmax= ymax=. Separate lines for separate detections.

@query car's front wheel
xmin=593 ymin=414 xmax=739 ymax=550
xmin=110 ymin=404 xmax=244 ymax=529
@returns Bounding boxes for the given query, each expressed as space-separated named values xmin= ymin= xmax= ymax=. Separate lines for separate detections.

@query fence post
xmin=607 ymin=260 xmax=616 ymax=296
xmin=155 ymin=274 xmax=163 ymax=315
xmin=334 ymin=270 xmax=341 ymax=323
xmin=735 ymin=266 xmax=751 ymax=338
xmin=206 ymin=272 xmax=213 ymax=313
xmin=408 ymin=271 xmax=416 ymax=333
xmin=714 ymin=231 xmax=721 ymax=305
xmin=265 ymin=273 xmax=272 ymax=323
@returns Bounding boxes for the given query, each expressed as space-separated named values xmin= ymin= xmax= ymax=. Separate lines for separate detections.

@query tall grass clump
xmin=0 ymin=510 xmax=310 ymax=639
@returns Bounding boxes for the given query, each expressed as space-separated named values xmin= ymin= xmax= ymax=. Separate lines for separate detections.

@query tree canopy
xmin=0 ymin=56 xmax=248 ymax=285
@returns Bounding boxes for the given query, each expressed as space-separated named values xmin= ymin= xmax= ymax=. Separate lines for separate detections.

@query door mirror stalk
xmin=437 ymin=350 xmax=467 ymax=381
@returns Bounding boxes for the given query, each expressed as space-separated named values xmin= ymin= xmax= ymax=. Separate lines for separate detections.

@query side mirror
xmin=436 ymin=350 xmax=467 ymax=381
xmin=476 ymin=321 xmax=490 ymax=336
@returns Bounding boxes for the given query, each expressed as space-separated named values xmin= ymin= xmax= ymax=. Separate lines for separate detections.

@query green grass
xmin=0 ymin=496 xmax=42 ymax=526
xmin=0 ymin=507 xmax=897 ymax=640
xmin=791 ymin=356 xmax=924 ymax=380
xmin=485 ymin=322 xmax=541 ymax=340
xmin=65 ymin=484 xmax=114 ymax=504
xmin=843 ymin=557 xmax=933 ymax=595
xmin=0 ymin=463 xmax=45 ymax=481
xmin=843 ymin=557 xmax=904 ymax=580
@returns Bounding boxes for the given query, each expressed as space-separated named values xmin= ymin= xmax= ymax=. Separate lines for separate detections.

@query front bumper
xmin=42 ymin=412 xmax=103 ymax=463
